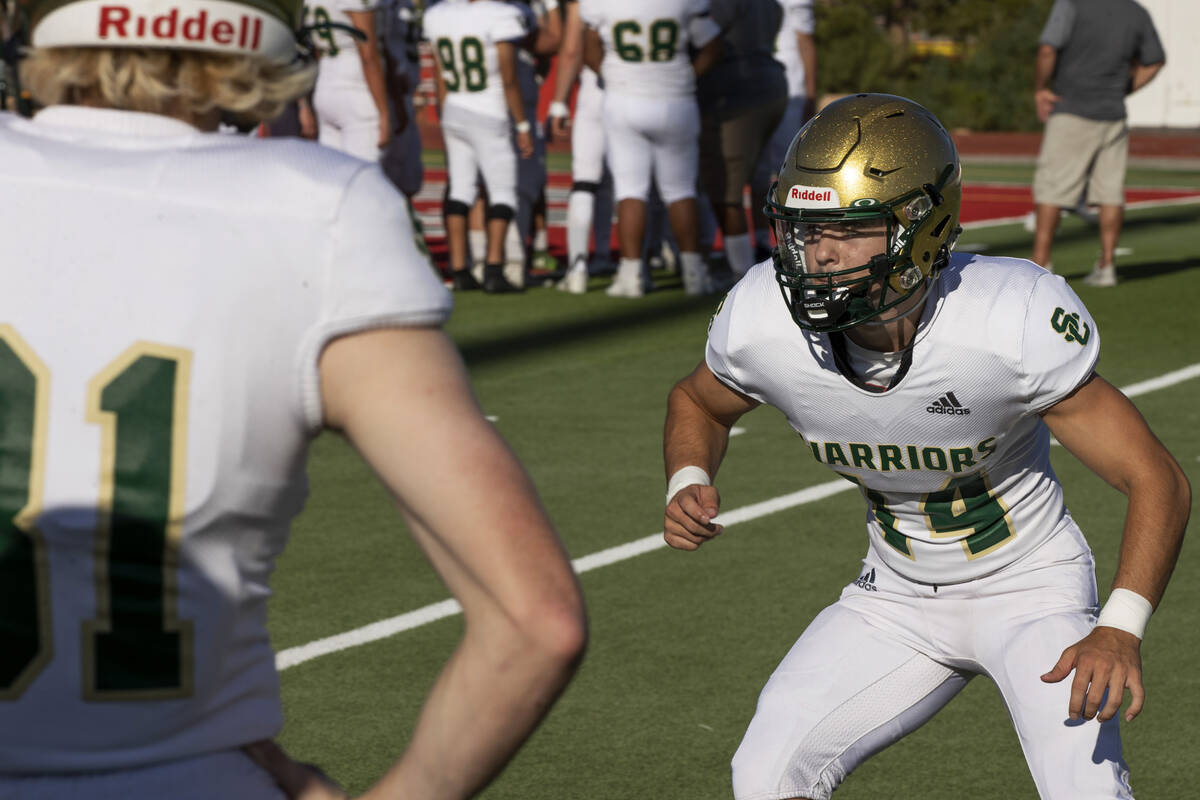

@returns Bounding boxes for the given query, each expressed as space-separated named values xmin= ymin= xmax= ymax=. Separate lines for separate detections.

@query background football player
xmin=580 ymin=0 xmax=721 ymax=298
xmin=0 ymin=0 xmax=586 ymax=797
xmin=663 ymin=93 xmax=1189 ymax=799
xmin=307 ymin=0 xmax=393 ymax=160
xmin=423 ymin=0 xmax=534 ymax=293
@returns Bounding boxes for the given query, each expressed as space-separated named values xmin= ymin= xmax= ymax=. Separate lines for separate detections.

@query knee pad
xmin=486 ymin=203 xmax=515 ymax=222
xmin=443 ymin=198 xmax=470 ymax=218
xmin=571 ymin=181 xmax=602 ymax=195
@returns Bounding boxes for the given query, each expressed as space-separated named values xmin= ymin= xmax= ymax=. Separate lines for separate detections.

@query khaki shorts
xmin=700 ymin=96 xmax=787 ymax=207
xmin=1033 ymin=112 xmax=1128 ymax=207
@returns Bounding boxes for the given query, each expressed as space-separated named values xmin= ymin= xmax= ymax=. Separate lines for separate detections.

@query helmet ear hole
xmin=931 ymin=215 xmax=951 ymax=238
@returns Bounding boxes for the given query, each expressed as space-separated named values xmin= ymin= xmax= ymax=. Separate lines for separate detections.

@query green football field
xmin=270 ymin=162 xmax=1200 ymax=798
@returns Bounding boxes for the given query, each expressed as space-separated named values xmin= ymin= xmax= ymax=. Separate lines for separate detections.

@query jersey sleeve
xmin=1019 ymin=270 xmax=1099 ymax=414
xmin=491 ymin=4 xmax=532 ymax=43
xmin=704 ymin=282 xmax=770 ymax=405
xmin=688 ymin=1 xmax=721 ymax=49
xmin=299 ymin=166 xmax=453 ymax=430
xmin=578 ymin=0 xmax=602 ymax=30
xmin=1134 ymin=8 xmax=1165 ymax=65
xmin=1038 ymin=0 xmax=1075 ymax=49
xmin=332 ymin=0 xmax=381 ymax=14
xmin=782 ymin=0 xmax=814 ymax=35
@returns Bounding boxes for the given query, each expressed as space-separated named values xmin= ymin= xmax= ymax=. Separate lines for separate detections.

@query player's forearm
xmin=552 ymin=23 xmax=584 ymax=104
xmin=691 ymin=38 xmax=722 ymax=78
xmin=1034 ymin=44 xmax=1057 ymax=92
xmin=1109 ymin=455 xmax=1190 ymax=608
xmin=357 ymin=42 xmax=392 ymax=121
xmin=1128 ymin=61 xmax=1163 ymax=94
xmin=797 ymin=32 xmax=817 ymax=99
xmin=664 ymin=381 xmax=732 ymax=479
xmin=365 ymin=608 xmax=583 ymax=800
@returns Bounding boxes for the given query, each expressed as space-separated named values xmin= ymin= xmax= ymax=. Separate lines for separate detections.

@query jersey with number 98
xmin=0 ymin=108 xmax=451 ymax=772
xmin=580 ymin=0 xmax=719 ymax=97
xmin=422 ymin=0 xmax=530 ymax=120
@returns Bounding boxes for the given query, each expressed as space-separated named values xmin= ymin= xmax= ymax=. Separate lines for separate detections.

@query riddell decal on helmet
xmin=785 ymin=185 xmax=841 ymax=210
xmin=32 ymin=0 xmax=298 ymax=60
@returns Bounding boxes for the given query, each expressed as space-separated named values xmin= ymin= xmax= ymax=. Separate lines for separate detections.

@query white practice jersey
xmin=305 ymin=0 xmax=380 ymax=82
xmin=580 ymin=0 xmax=719 ymax=97
xmin=423 ymin=0 xmax=530 ymax=119
xmin=774 ymin=0 xmax=814 ymax=99
xmin=0 ymin=107 xmax=451 ymax=773
xmin=706 ymin=253 xmax=1100 ymax=585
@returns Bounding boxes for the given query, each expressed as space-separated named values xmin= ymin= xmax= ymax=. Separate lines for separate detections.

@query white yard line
xmin=276 ymin=364 xmax=1200 ymax=672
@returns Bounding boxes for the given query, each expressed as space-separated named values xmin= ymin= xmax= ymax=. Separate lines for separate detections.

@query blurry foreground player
xmin=0 ymin=1 xmax=586 ymax=798
xmin=664 ymin=94 xmax=1188 ymax=798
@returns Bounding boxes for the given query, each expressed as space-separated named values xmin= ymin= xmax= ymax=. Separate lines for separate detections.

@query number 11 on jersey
xmin=0 ymin=327 xmax=194 ymax=701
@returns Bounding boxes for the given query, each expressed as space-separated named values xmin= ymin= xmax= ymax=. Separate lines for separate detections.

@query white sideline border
xmin=277 ymin=362 xmax=1200 ymax=672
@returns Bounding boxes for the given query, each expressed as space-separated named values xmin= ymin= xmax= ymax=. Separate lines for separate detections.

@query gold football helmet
xmin=764 ymin=93 xmax=962 ymax=332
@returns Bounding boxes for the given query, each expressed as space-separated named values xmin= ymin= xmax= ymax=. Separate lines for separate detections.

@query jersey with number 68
xmin=580 ymin=0 xmax=719 ymax=97
xmin=706 ymin=253 xmax=1100 ymax=585
xmin=0 ymin=107 xmax=451 ymax=772
xmin=422 ymin=0 xmax=530 ymax=120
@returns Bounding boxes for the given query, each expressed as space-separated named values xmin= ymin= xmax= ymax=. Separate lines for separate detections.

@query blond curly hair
xmin=21 ymin=47 xmax=315 ymax=123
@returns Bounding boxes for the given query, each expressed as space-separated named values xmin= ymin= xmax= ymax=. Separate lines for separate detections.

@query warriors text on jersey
xmin=0 ymin=106 xmax=451 ymax=772
xmin=579 ymin=0 xmax=719 ymax=97
xmin=422 ymin=0 xmax=530 ymax=120
xmin=705 ymin=253 xmax=1100 ymax=585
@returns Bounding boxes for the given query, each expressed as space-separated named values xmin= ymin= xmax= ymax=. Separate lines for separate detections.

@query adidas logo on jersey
xmin=853 ymin=568 xmax=878 ymax=592
xmin=926 ymin=392 xmax=970 ymax=415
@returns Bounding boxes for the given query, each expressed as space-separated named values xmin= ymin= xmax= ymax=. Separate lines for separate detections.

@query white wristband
xmin=514 ymin=119 xmax=532 ymax=134
xmin=1096 ymin=588 xmax=1153 ymax=639
xmin=666 ymin=466 xmax=711 ymax=506
xmin=548 ymin=100 xmax=570 ymax=119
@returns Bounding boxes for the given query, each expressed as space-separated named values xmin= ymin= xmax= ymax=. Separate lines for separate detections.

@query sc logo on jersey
xmin=1051 ymin=307 xmax=1091 ymax=346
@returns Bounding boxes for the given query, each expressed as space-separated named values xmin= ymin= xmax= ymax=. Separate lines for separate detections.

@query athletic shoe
xmin=1082 ymin=263 xmax=1117 ymax=288
xmin=557 ymin=256 xmax=589 ymax=294
xmin=451 ymin=269 xmax=482 ymax=291
xmin=659 ymin=242 xmax=678 ymax=274
xmin=503 ymin=261 xmax=526 ymax=290
xmin=483 ymin=264 xmax=523 ymax=294
xmin=605 ymin=271 xmax=646 ymax=298
xmin=681 ymin=261 xmax=713 ymax=296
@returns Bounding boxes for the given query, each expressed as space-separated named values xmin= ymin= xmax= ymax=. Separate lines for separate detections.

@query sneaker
xmin=605 ymin=271 xmax=646 ymax=298
xmin=1082 ymin=263 xmax=1117 ymax=288
xmin=681 ymin=260 xmax=713 ymax=296
xmin=483 ymin=264 xmax=523 ymax=294
xmin=659 ymin=242 xmax=677 ymax=274
xmin=451 ymin=269 xmax=482 ymax=291
xmin=557 ymin=256 xmax=589 ymax=294
xmin=503 ymin=261 xmax=526 ymax=290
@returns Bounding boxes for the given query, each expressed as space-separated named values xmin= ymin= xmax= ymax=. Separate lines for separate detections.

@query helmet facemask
xmin=763 ymin=93 xmax=963 ymax=334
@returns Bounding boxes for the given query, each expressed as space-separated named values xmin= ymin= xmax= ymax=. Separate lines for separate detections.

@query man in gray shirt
xmin=1031 ymin=0 xmax=1164 ymax=286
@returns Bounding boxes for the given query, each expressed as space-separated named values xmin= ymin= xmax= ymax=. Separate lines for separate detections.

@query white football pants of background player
xmin=442 ymin=104 xmax=519 ymax=213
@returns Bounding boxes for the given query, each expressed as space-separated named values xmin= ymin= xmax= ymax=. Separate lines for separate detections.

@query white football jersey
xmin=423 ymin=0 xmax=530 ymax=120
xmin=0 ymin=107 xmax=451 ymax=773
xmin=305 ymin=0 xmax=381 ymax=82
xmin=706 ymin=253 xmax=1100 ymax=585
xmin=774 ymin=0 xmax=814 ymax=98
xmin=580 ymin=0 xmax=720 ymax=97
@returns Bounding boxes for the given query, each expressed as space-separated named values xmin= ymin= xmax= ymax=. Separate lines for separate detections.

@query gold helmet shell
xmin=765 ymin=93 xmax=962 ymax=332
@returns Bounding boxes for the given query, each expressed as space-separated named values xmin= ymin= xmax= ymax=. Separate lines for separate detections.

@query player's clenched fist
xmin=664 ymin=484 xmax=724 ymax=551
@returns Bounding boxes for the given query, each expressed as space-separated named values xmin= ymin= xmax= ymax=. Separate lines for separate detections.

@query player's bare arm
xmin=346 ymin=9 xmax=393 ymax=147
xmin=1034 ymin=43 xmax=1060 ymax=123
xmin=1039 ymin=372 xmax=1190 ymax=723
xmin=547 ymin=1 xmax=583 ymax=139
xmin=690 ymin=36 xmax=722 ymax=78
xmin=1128 ymin=60 xmax=1164 ymax=94
xmin=497 ymin=41 xmax=533 ymax=158
xmin=529 ymin=4 xmax=561 ymax=55
xmin=663 ymin=361 xmax=759 ymax=551
xmin=581 ymin=25 xmax=602 ymax=75
xmin=796 ymin=29 xmax=817 ymax=120
xmin=317 ymin=326 xmax=588 ymax=799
